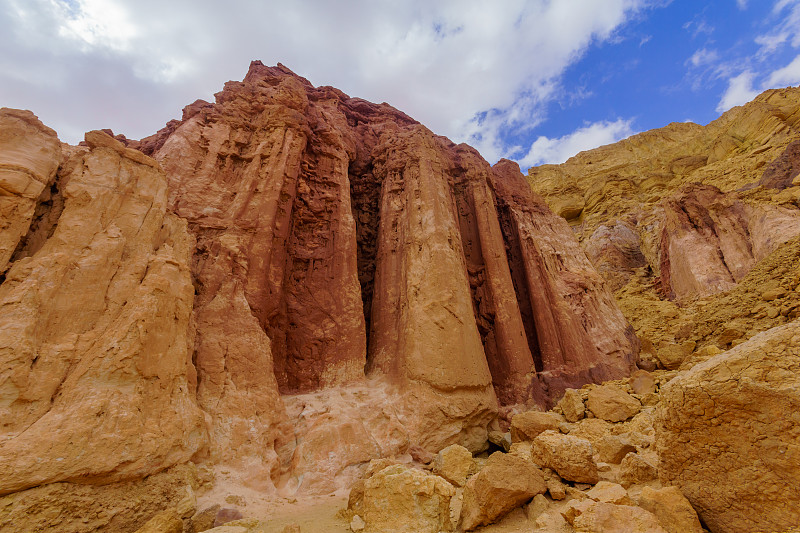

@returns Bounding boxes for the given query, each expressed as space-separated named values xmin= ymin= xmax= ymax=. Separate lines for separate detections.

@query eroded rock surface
xmin=0 ymin=131 xmax=206 ymax=495
xmin=656 ymin=320 xmax=800 ymax=532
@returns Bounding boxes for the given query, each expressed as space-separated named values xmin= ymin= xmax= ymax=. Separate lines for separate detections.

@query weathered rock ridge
xmin=530 ymin=87 xmax=800 ymax=300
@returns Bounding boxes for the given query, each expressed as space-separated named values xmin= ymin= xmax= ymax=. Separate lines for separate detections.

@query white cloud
xmin=766 ymin=54 xmax=800 ymax=86
xmin=736 ymin=0 xmax=748 ymax=9
xmin=716 ymin=71 xmax=760 ymax=112
xmin=0 ymin=0 xmax=651 ymax=162
xmin=518 ymin=118 xmax=635 ymax=167
xmin=687 ymin=48 xmax=719 ymax=67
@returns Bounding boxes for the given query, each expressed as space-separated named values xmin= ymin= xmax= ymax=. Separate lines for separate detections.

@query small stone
xmin=510 ymin=411 xmax=562 ymax=442
xmin=282 ymin=525 xmax=302 ymax=533
xmin=557 ymin=389 xmax=586 ymax=423
xmin=487 ymin=431 xmax=512 ymax=452
xmin=586 ymin=481 xmax=633 ymax=505
xmin=572 ymin=502 xmax=667 ymax=532
xmin=408 ymin=444 xmax=434 ymax=464
xmin=432 ymin=444 xmax=474 ymax=487
xmin=350 ymin=515 xmax=365 ymax=532
xmin=460 ymin=452 xmax=546 ymax=530
xmin=767 ymin=306 xmax=780 ymax=319
xmin=717 ymin=327 xmax=742 ymax=346
xmin=531 ymin=430 xmax=598 ymax=484
xmin=638 ymin=486 xmax=703 ymax=533
xmin=636 ymin=358 xmax=658 ymax=372
xmin=629 ymin=370 xmax=656 ymax=395
xmin=762 ymin=288 xmax=787 ymax=301
xmin=619 ymin=452 xmax=657 ymax=488
xmin=656 ymin=343 xmax=689 ymax=370
xmin=525 ymin=493 xmax=549 ymax=521
xmin=596 ymin=434 xmax=637 ymax=464
xmin=587 ymin=385 xmax=641 ymax=422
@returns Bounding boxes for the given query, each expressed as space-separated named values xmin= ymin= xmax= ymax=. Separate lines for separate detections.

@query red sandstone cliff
xmin=0 ymin=63 xmax=637 ymax=512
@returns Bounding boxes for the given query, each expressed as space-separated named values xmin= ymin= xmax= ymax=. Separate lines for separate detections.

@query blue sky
xmin=1 ymin=0 xmax=799 ymax=170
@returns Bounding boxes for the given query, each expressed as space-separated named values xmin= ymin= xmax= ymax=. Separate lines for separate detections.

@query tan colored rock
xmin=459 ymin=452 xmax=546 ymax=530
xmin=534 ymin=509 xmax=573 ymax=532
xmin=655 ymin=343 xmax=691 ymax=370
xmin=596 ymin=434 xmax=637 ymax=464
xmin=0 ymin=131 xmax=206 ymax=495
xmin=0 ymin=109 xmax=61 ymax=274
xmin=585 ymin=481 xmax=632 ymax=505
xmin=638 ymin=486 xmax=703 ymax=533
xmin=510 ymin=411 xmax=562 ymax=442
xmin=587 ymin=385 xmax=641 ymax=422
xmin=525 ymin=493 xmax=549 ymax=521
xmin=656 ymin=322 xmax=800 ymax=533
xmin=432 ymin=444 xmax=473 ymax=487
xmin=570 ymin=418 xmax=614 ymax=449
xmin=542 ymin=468 xmax=567 ymax=500
xmin=361 ymin=464 xmax=454 ymax=533
xmin=628 ymin=370 xmax=656 ymax=395
xmin=619 ymin=452 xmax=657 ymax=488
xmin=134 ymin=509 xmax=183 ymax=533
xmin=557 ymin=388 xmax=585 ymax=422
xmin=531 ymin=430 xmax=598 ymax=484
xmin=571 ymin=502 xmax=668 ymax=533
xmin=0 ymin=464 xmax=198 ymax=533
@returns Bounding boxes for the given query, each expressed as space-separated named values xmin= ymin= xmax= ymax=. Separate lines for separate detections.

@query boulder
xmin=459 ymin=452 xmax=546 ymax=530
xmin=570 ymin=502 xmax=668 ymax=533
xmin=628 ymin=370 xmax=656 ymax=395
xmin=432 ymin=444 xmax=473 ymax=487
xmin=531 ymin=430 xmax=599 ymax=484
xmin=587 ymin=385 xmax=641 ymax=422
xmin=510 ymin=411 xmax=562 ymax=442
xmin=361 ymin=465 xmax=454 ymax=533
xmin=596 ymin=434 xmax=637 ymax=464
xmin=638 ymin=486 xmax=703 ymax=533
xmin=585 ymin=481 xmax=632 ymax=505
xmin=656 ymin=322 xmax=800 ymax=533
xmin=619 ymin=452 xmax=657 ymax=487
xmin=557 ymin=388 xmax=586 ymax=422
xmin=133 ymin=509 xmax=183 ymax=533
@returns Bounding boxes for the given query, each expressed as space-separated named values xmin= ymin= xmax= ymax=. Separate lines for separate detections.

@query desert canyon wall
xmin=0 ymin=61 xmax=639 ymax=530
xmin=1 ymin=62 xmax=798 ymax=533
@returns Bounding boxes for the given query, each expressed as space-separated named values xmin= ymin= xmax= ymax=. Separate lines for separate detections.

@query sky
xmin=2 ymin=0 xmax=800 ymax=171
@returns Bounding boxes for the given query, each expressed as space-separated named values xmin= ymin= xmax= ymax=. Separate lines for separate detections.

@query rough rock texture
xmin=0 ymin=108 xmax=62 ymax=274
xmin=587 ymin=384 xmax=641 ymax=422
xmin=459 ymin=452 xmax=546 ymax=530
xmin=531 ymin=430 xmax=598 ymax=484
xmin=570 ymin=502 xmax=668 ymax=533
xmin=0 ymin=464 xmax=198 ymax=533
xmin=432 ymin=444 xmax=474 ymax=487
xmin=361 ymin=464 xmax=455 ymax=533
xmin=656 ymin=320 xmax=800 ymax=533
xmin=638 ymin=486 xmax=704 ymax=533
xmin=0 ymin=131 xmax=206 ymax=495
xmin=510 ymin=410 xmax=562 ymax=442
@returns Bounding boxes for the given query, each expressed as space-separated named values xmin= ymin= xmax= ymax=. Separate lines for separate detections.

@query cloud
xmin=687 ymin=48 xmax=720 ymax=67
xmin=518 ymin=118 xmax=635 ymax=168
xmin=736 ymin=0 xmax=748 ymax=9
xmin=0 ymin=0 xmax=652 ymax=163
xmin=766 ymin=54 xmax=800 ymax=86
xmin=716 ymin=71 xmax=760 ymax=112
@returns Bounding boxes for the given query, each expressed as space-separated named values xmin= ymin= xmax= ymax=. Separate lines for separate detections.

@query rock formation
xmin=138 ymin=62 xmax=637 ymax=471
xmin=0 ymin=127 xmax=206 ymax=496
xmin=530 ymin=87 xmax=800 ymax=300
